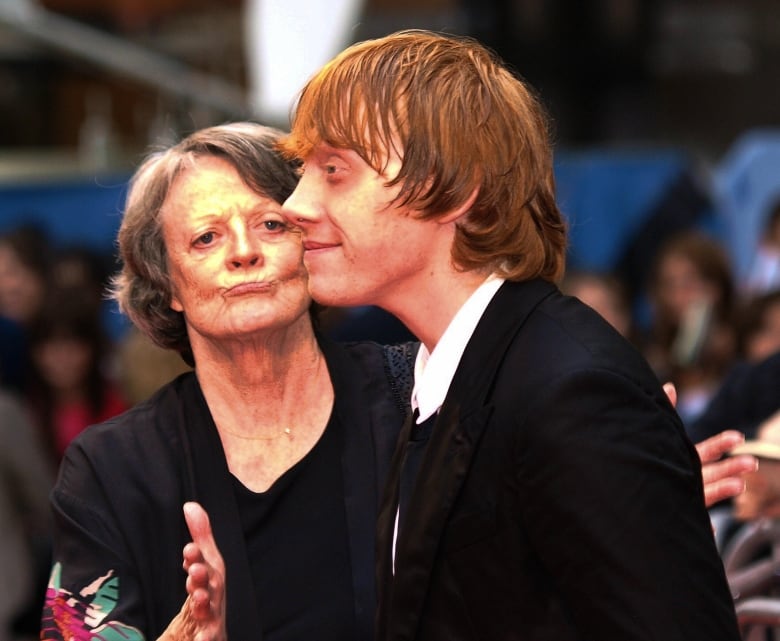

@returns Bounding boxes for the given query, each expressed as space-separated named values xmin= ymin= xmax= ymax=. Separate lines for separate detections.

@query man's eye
xmin=263 ymin=220 xmax=286 ymax=232
xmin=325 ymin=164 xmax=338 ymax=175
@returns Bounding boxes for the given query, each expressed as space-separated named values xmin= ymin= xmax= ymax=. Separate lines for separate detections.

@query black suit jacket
xmin=376 ymin=279 xmax=740 ymax=641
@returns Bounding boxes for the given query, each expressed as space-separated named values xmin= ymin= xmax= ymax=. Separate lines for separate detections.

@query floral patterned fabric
xmin=41 ymin=563 xmax=143 ymax=640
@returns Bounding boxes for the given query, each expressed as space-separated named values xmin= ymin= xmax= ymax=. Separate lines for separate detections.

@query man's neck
xmin=386 ymin=268 xmax=494 ymax=352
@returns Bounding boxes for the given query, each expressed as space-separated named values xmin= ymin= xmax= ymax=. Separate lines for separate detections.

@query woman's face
xmin=161 ymin=156 xmax=310 ymax=344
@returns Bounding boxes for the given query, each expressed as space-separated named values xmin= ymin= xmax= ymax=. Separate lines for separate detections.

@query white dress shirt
xmin=393 ymin=274 xmax=505 ymax=569
xmin=411 ymin=274 xmax=505 ymax=423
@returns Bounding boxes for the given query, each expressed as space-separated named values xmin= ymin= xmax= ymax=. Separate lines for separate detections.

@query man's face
xmin=282 ymin=142 xmax=441 ymax=313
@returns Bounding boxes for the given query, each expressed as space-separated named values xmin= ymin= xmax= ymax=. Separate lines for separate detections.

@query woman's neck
xmin=193 ymin=319 xmax=331 ymax=437
xmin=193 ymin=320 xmax=335 ymax=492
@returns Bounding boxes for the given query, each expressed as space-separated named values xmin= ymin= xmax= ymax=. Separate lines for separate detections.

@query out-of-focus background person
xmin=25 ymin=288 xmax=128 ymax=465
xmin=642 ymin=230 xmax=739 ymax=426
xmin=0 ymin=386 xmax=55 ymax=641
xmin=0 ymin=225 xmax=49 ymax=330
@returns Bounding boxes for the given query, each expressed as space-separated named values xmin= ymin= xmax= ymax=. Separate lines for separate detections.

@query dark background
xmin=0 ymin=0 xmax=777 ymax=159
xmin=0 ymin=0 xmax=778 ymax=302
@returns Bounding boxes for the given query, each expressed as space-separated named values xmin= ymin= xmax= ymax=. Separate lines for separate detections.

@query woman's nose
xmin=227 ymin=228 xmax=261 ymax=268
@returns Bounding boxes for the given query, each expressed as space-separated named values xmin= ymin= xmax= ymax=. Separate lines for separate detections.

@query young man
xmin=281 ymin=29 xmax=741 ymax=641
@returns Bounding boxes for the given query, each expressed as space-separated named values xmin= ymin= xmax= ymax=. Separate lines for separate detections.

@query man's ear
xmin=437 ymin=186 xmax=479 ymax=225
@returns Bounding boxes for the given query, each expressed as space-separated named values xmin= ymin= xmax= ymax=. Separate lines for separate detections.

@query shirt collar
xmin=412 ymin=274 xmax=505 ymax=422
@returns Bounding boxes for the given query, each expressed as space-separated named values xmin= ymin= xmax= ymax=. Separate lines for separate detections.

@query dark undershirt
xmin=232 ymin=413 xmax=355 ymax=641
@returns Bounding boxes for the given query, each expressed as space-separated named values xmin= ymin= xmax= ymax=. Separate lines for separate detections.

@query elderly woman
xmin=41 ymin=123 xmax=406 ymax=641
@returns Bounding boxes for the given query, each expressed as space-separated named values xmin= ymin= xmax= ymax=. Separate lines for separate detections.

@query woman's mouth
xmin=225 ymin=281 xmax=273 ymax=296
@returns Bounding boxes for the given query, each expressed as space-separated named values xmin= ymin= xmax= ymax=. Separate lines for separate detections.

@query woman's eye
xmin=195 ymin=232 xmax=215 ymax=246
xmin=325 ymin=164 xmax=338 ymax=175
xmin=263 ymin=220 xmax=286 ymax=232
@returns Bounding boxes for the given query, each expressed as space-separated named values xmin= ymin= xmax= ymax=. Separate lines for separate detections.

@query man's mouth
xmin=303 ymin=240 xmax=339 ymax=252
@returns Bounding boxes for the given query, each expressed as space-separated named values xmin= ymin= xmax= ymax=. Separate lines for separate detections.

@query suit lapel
xmin=376 ymin=406 xmax=414 ymax=602
xmin=385 ymin=403 xmax=493 ymax=639
xmin=379 ymin=279 xmax=558 ymax=639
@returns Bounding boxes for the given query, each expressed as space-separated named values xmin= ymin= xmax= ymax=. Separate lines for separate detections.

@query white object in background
xmin=244 ymin=0 xmax=366 ymax=126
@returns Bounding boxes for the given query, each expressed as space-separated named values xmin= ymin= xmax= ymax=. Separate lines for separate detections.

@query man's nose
xmin=283 ymin=176 xmax=319 ymax=226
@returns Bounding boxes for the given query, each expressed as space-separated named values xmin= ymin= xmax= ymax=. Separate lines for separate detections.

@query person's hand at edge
xmin=158 ymin=502 xmax=227 ymax=641
xmin=696 ymin=430 xmax=758 ymax=507
xmin=663 ymin=382 xmax=757 ymax=507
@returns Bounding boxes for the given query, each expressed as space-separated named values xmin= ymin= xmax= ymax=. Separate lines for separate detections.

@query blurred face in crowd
xmin=33 ymin=336 xmax=93 ymax=397
xmin=0 ymin=242 xmax=47 ymax=324
xmin=161 ymin=156 xmax=310 ymax=346
xmin=656 ymin=252 xmax=720 ymax=321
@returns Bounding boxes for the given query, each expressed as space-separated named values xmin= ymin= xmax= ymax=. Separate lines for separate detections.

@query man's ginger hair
xmin=281 ymin=29 xmax=567 ymax=282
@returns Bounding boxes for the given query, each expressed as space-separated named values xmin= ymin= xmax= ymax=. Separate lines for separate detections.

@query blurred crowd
xmin=563 ymin=196 xmax=780 ymax=432
xmin=0 ymin=223 xmax=191 ymax=641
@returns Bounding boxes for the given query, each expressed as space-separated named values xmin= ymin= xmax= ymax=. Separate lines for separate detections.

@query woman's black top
xmin=234 ymin=411 xmax=354 ymax=640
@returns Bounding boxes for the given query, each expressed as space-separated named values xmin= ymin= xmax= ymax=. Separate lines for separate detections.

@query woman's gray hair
xmin=111 ymin=122 xmax=300 ymax=366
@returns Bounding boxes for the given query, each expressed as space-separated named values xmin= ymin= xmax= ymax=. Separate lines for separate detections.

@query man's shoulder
xmin=493 ymin=282 xmax=656 ymax=385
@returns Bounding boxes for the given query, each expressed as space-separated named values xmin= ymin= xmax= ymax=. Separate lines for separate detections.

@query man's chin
xmin=308 ymin=282 xmax=347 ymax=307
xmin=308 ymin=280 xmax=364 ymax=308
